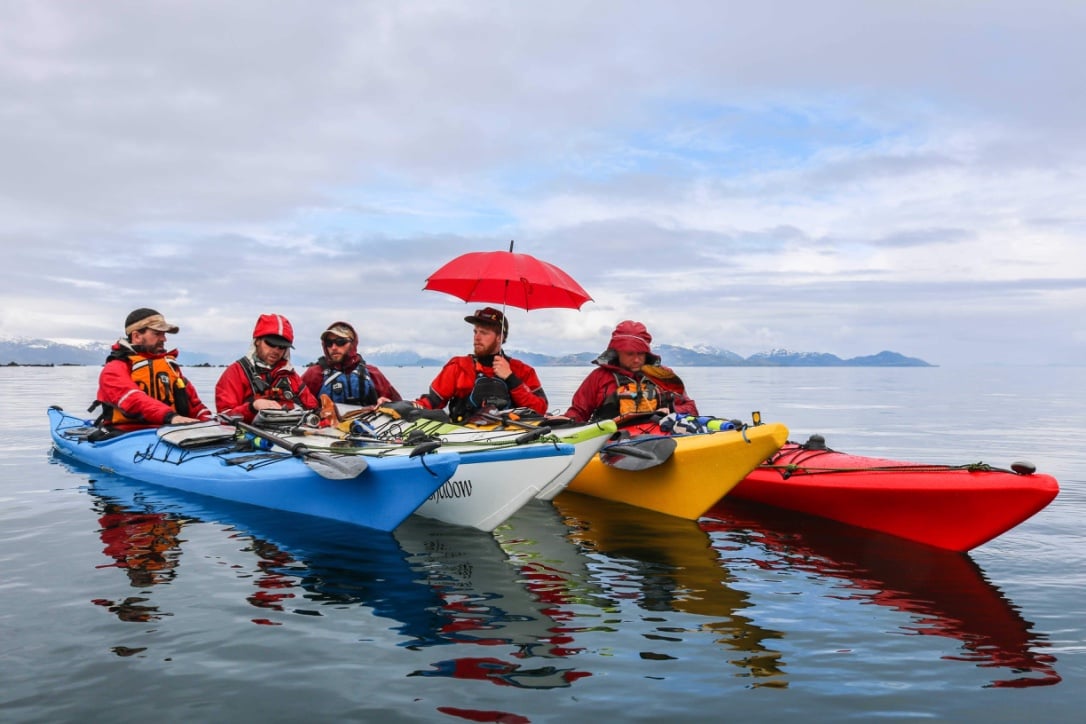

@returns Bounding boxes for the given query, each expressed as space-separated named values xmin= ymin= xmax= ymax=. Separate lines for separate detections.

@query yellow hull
xmin=563 ymin=423 xmax=789 ymax=519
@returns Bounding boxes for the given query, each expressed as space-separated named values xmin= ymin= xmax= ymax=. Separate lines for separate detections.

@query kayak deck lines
xmin=48 ymin=406 xmax=460 ymax=532
xmin=731 ymin=434 xmax=1060 ymax=551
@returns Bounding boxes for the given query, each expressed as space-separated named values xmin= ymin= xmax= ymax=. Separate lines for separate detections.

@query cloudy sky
xmin=2 ymin=1 xmax=1083 ymax=366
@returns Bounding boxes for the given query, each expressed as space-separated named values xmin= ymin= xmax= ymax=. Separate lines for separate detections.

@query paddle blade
xmin=303 ymin=450 xmax=369 ymax=480
xmin=234 ymin=419 xmax=368 ymax=480
xmin=599 ymin=436 xmax=677 ymax=471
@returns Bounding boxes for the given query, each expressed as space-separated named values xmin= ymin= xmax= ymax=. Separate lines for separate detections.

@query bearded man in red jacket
xmin=301 ymin=321 xmax=401 ymax=407
xmin=93 ymin=307 xmax=212 ymax=430
xmin=414 ymin=307 xmax=548 ymax=423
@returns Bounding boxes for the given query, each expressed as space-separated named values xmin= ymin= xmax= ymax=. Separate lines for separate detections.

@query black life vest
xmin=448 ymin=357 xmax=512 ymax=423
xmin=238 ymin=356 xmax=300 ymax=405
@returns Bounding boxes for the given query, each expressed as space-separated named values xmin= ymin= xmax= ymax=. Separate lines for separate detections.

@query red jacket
xmin=95 ymin=342 xmax=212 ymax=429
xmin=416 ymin=354 xmax=548 ymax=420
xmin=215 ymin=354 xmax=317 ymax=423
xmin=563 ymin=354 xmax=698 ymax=423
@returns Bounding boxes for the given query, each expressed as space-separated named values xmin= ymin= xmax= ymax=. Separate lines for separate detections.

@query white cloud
xmin=0 ymin=1 xmax=1083 ymax=367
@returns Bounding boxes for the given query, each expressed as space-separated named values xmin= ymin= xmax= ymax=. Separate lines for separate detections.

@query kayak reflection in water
xmin=552 ymin=492 xmax=787 ymax=686
xmin=702 ymin=499 xmax=1061 ymax=688
xmin=82 ymin=473 xmax=443 ymax=639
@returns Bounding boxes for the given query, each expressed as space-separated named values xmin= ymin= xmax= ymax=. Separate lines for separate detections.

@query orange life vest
xmin=107 ymin=353 xmax=191 ymax=425
xmin=612 ymin=374 xmax=660 ymax=416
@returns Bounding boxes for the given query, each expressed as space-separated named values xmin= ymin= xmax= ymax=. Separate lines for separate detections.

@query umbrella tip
xmin=509 ymin=239 xmax=514 ymax=252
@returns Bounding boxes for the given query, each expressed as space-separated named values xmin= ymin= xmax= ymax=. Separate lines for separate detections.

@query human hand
xmin=492 ymin=355 xmax=512 ymax=380
xmin=252 ymin=398 xmax=282 ymax=412
xmin=168 ymin=415 xmax=202 ymax=425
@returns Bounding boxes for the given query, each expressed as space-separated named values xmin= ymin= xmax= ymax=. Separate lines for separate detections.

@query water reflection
xmin=72 ymin=460 xmax=443 ymax=637
xmin=397 ymin=513 xmax=592 ymax=688
xmin=549 ymin=493 xmax=788 ymax=686
xmin=702 ymin=499 xmax=1061 ymax=688
xmin=73 ymin=458 xmax=594 ymax=688
xmin=92 ymin=502 xmax=187 ymax=622
xmin=494 ymin=499 xmax=600 ymax=655
xmin=72 ymin=450 xmax=1057 ymax=693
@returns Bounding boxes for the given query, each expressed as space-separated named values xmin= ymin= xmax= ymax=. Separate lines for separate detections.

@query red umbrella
xmin=424 ymin=242 xmax=593 ymax=311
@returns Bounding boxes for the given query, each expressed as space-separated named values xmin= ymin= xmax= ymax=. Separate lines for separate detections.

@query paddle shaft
xmin=236 ymin=420 xmax=313 ymax=455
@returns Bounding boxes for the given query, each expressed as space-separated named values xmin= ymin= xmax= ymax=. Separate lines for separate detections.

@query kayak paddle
xmin=234 ymin=420 xmax=369 ymax=480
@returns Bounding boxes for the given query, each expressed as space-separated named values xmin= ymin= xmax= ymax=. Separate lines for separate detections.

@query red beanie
xmin=609 ymin=320 xmax=652 ymax=354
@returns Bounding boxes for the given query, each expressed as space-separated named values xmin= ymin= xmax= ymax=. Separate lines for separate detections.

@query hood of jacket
xmin=319 ymin=320 xmax=363 ymax=371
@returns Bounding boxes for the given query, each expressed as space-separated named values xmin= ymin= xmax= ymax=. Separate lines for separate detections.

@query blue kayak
xmin=48 ymin=406 xmax=460 ymax=532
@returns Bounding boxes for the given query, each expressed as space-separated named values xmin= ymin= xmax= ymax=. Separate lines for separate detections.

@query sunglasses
xmin=262 ymin=339 xmax=291 ymax=350
xmin=324 ymin=337 xmax=351 ymax=347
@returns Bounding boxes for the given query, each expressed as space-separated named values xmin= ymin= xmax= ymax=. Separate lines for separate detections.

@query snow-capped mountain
xmin=1 ymin=337 xmax=933 ymax=367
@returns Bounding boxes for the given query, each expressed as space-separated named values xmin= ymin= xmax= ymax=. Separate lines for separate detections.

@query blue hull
xmin=48 ymin=406 xmax=459 ymax=532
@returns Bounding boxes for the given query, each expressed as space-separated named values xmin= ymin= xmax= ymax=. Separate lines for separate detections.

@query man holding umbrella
xmin=414 ymin=307 xmax=548 ymax=423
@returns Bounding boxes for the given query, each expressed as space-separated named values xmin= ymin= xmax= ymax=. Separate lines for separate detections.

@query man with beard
xmin=215 ymin=313 xmax=317 ymax=423
xmin=93 ymin=307 xmax=212 ymax=430
xmin=301 ymin=321 xmax=401 ymax=406
xmin=414 ymin=306 xmax=548 ymax=423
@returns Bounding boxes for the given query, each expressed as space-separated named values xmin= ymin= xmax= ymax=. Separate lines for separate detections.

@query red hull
xmin=731 ymin=441 xmax=1059 ymax=552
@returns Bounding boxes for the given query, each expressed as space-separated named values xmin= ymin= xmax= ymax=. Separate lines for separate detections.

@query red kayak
xmin=730 ymin=434 xmax=1059 ymax=552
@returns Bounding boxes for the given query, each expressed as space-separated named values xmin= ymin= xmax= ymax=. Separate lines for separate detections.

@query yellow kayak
xmin=564 ymin=422 xmax=789 ymax=519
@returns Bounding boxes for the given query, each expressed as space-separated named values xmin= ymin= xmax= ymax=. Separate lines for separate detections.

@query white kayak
xmin=319 ymin=405 xmax=619 ymax=501
xmin=243 ymin=409 xmax=585 ymax=532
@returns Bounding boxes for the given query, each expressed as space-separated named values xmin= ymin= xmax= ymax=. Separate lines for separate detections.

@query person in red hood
xmin=560 ymin=320 xmax=698 ymax=423
xmin=415 ymin=306 xmax=548 ymax=423
xmin=215 ymin=313 xmax=317 ymax=423
xmin=93 ymin=307 xmax=212 ymax=430
xmin=301 ymin=321 xmax=401 ymax=406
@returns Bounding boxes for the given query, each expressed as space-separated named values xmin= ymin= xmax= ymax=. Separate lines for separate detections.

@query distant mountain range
xmin=0 ymin=338 xmax=224 ymax=367
xmin=1 ymin=337 xmax=934 ymax=367
xmin=508 ymin=345 xmax=933 ymax=368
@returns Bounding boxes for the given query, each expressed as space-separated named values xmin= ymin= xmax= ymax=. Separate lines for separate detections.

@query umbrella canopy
xmin=424 ymin=245 xmax=593 ymax=311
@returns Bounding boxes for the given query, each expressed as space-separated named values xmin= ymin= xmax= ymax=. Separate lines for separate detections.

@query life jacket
xmin=593 ymin=373 xmax=659 ymax=421
xmin=97 ymin=349 xmax=192 ymax=426
xmin=316 ymin=359 xmax=376 ymax=405
xmin=448 ymin=357 xmax=513 ymax=423
xmin=238 ymin=356 xmax=301 ymax=406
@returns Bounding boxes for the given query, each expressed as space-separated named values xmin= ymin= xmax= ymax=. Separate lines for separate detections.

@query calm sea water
xmin=2 ymin=365 xmax=1083 ymax=722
